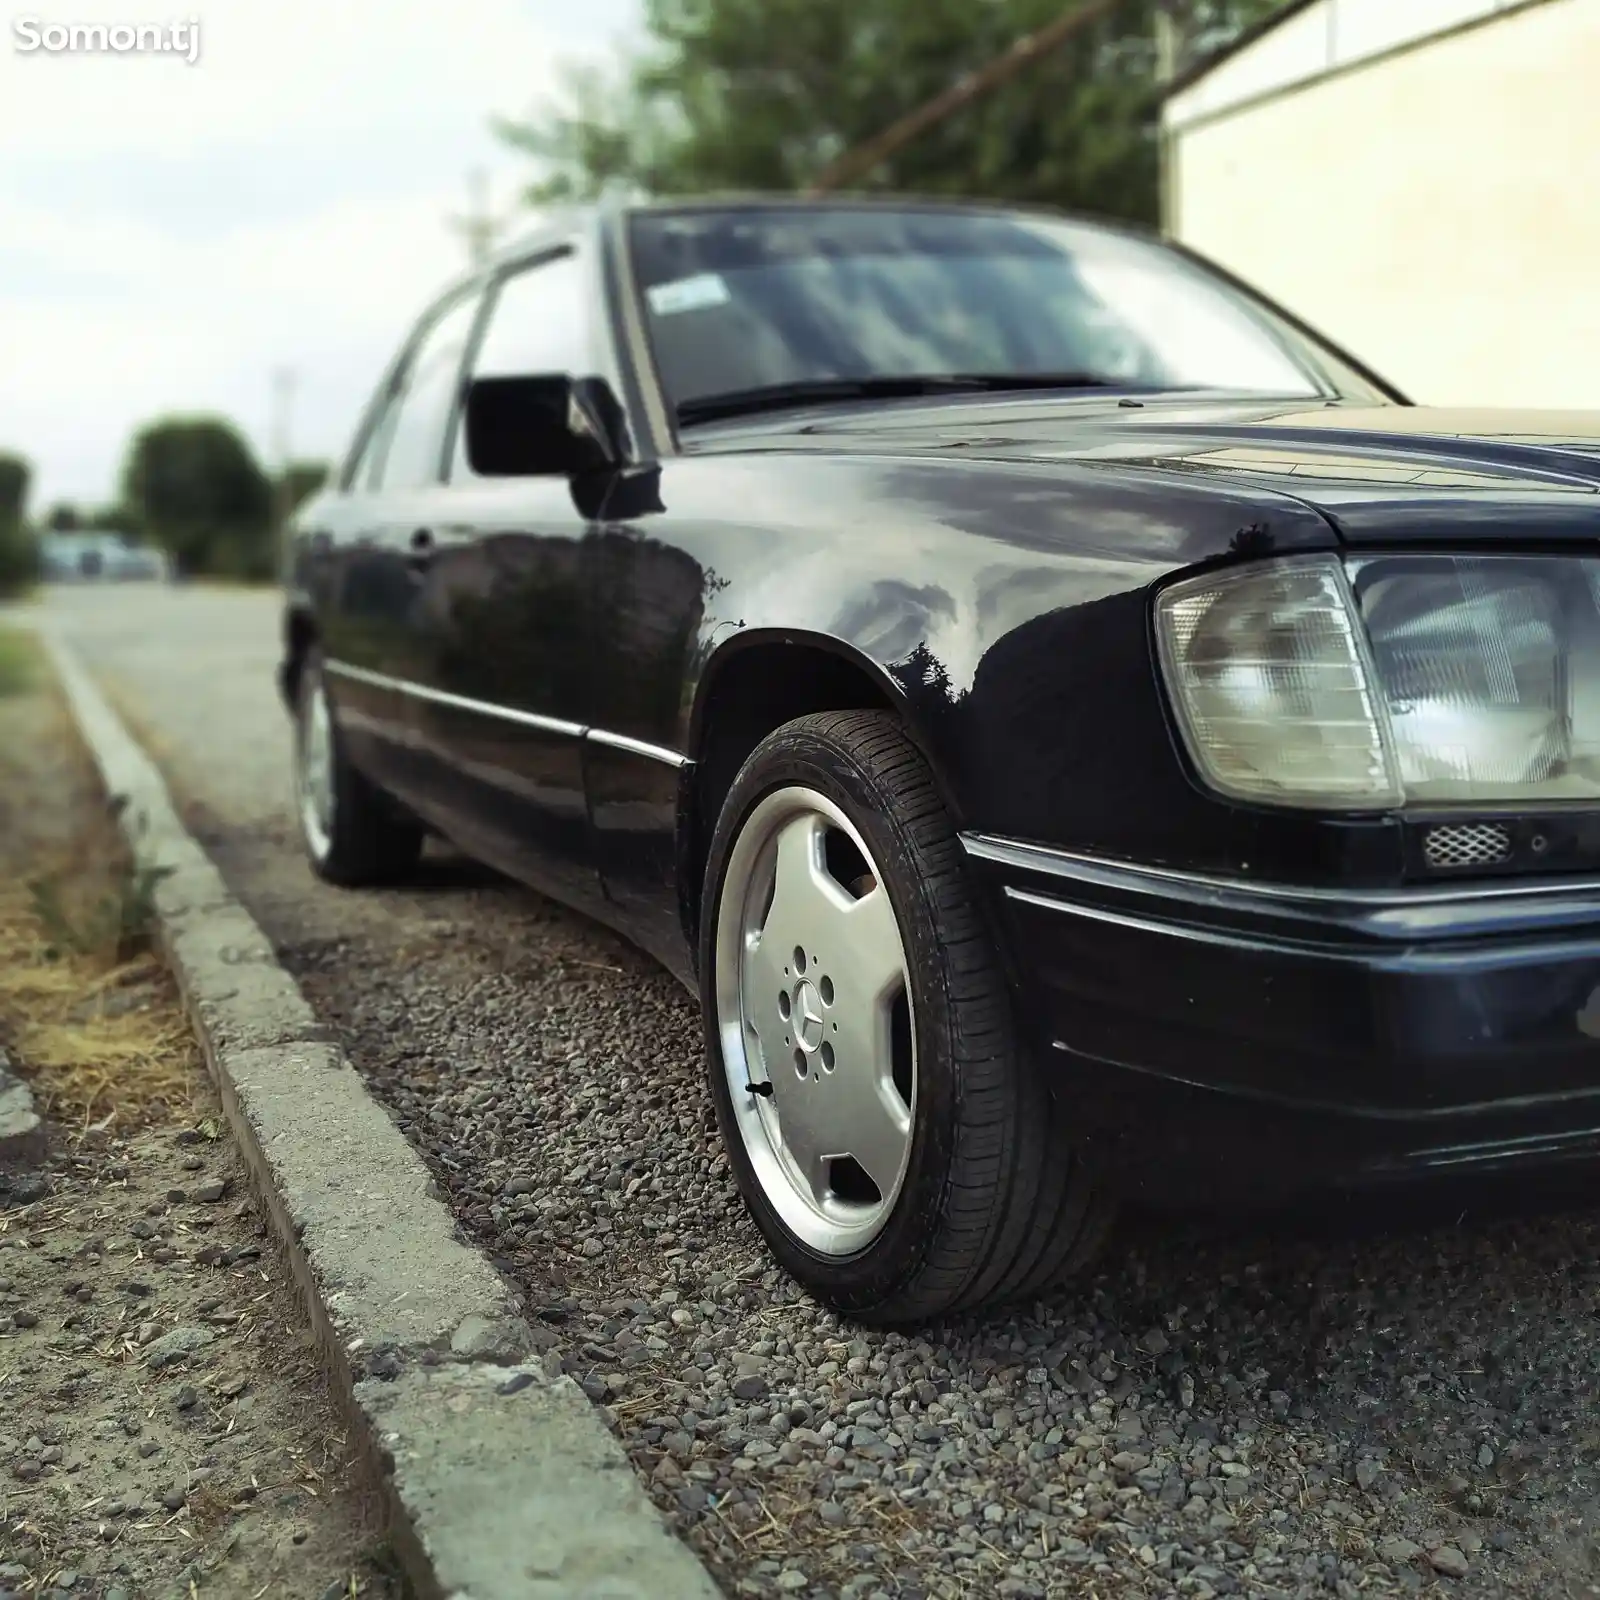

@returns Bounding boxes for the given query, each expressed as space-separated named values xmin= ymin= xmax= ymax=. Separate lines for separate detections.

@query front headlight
xmin=1156 ymin=553 xmax=1600 ymax=810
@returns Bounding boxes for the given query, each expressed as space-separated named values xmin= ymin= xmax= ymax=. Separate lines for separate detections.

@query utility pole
xmin=449 ymin=167 xmax=503 ymax=268
xmin=806 ymin=0 xmax=1130 ymax=195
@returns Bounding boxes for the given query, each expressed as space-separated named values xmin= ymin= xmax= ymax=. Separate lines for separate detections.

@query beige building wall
xmin=1164 ymin=0 xmax=1600 ymax=407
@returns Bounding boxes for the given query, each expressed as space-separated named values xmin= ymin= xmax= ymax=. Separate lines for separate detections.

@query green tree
xmin=0 ymin=456 xmax=29 ymax=528
xmin=85 ymin=504 xmax=137 ymax=535
xmin=46 ymin=503 xmax=83 ymax=532
xmin=497 ymin=0 xmax=1280 ymax=224
xmin=121 ymin=418 xmax=276 ymax=580
xmin=0 ymin=453 xmax=37 ymax=597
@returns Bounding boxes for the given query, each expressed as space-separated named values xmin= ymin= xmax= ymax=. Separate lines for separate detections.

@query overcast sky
xmin=0 ymin=0 xmax=643 ymax=511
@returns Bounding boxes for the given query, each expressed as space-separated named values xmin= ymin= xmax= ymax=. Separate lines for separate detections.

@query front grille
xmin=1423 ymin=822 xmax=1513 ymax=871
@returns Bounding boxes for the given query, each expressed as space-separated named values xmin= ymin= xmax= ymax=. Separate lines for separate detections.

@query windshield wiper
xmin=676 ymin=372 xmax=1121 ymax=426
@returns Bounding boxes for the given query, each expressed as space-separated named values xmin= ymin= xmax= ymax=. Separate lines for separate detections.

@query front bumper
xmin=963 ymin=834 xmax=1600 ymax=1208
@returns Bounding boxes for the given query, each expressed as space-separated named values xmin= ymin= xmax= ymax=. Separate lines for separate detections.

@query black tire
xmin=294 ymin=651 xmax=424 ymax=887
xmin=699 ymin=709 xmax=1112 ymax=1326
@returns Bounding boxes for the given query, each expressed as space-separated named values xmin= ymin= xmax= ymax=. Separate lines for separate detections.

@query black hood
xmin=716 ymin=393 xmax=1600 ymax=548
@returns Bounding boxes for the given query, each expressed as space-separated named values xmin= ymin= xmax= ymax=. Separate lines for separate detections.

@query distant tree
xmin=85 ymin=504 xmax=137 ymax=535
xmin=46 ymin=503 xmax=83 ymax=532
xmin=121 ymin=418 xmax=276 ymax=580
xmin=0 ymin=456 xmax=27 ymax=528
xmin=496 ymin=0 xmax=1281 ymax=226
xmin=0 ymin=453 xmax=37 ymax=597
xmin=279 ymin=461 xmax=332 ymax=519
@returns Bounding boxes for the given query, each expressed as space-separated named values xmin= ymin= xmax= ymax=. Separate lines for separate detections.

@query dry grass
xmin=0 ymin=627 xmax=201 ymax=1131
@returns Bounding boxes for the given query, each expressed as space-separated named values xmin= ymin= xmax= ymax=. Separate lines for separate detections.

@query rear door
xmin=344 ymin=286 xmax=487 ymax=811
xmin=312 ymin=342 xmax=419 ymax=795
xmin=407 ymin=245 xmax=608 ymax=911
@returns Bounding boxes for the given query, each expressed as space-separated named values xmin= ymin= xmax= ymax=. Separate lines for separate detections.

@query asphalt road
xmin=39 ymin=582 xmax=1600 ymax=1600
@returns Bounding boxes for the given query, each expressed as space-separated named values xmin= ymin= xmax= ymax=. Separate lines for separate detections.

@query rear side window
xmin=369 ymin=291 xmax=482 ymax=492
xmin=344 ymin=373 xmax=400 ymax=492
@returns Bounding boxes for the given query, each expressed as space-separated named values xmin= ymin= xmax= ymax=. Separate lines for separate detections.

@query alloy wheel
xmin=297 ymin=673 xmax=336 ymax=862
xmin=713 ymin=785 xmax=918 ymax=1257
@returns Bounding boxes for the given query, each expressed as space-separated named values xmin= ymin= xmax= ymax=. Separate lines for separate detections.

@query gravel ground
xmin=1 ymin=1120 xmax=402 ymax=1600
xmin=41 ymin=585 xmax=1600 ymax=1600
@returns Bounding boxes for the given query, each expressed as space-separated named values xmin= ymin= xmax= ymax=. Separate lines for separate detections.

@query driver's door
xmin=409 ymin=244 xmax=607 ymax=912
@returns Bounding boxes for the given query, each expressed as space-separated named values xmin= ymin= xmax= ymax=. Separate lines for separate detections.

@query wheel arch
xmin=279 ymin=600 xmax=318 ymax=711
xmin=682 ymin=629 xmax=965 ymax=947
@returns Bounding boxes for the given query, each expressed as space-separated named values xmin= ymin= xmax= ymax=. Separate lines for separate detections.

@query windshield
xmin=630 ymin=205 xmax=1389 ymax=422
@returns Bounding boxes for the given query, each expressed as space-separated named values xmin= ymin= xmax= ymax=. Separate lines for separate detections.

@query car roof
xmin=482 ymin=191 xmax=1164 ymax=274
xmin=628 ymin=191 xmax=1105 ymax=218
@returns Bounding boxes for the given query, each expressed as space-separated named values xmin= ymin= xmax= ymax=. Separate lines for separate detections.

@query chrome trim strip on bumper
xmin=961 ymin=831 xmax=1600 ymax=911
xmin=1005 ymin=885 xmax=1378 ymax=965
xmin=1004 ymin=881 xmax=1592 ymax=975
xmin=323 ymin=659 xmax=690 ymax=764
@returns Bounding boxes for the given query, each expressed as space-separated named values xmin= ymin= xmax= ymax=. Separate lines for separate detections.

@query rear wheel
xmin=700 ymin=709 xmax=1112 ymax=1326
xmin=294 ymin=652 xmax=424 ymax=886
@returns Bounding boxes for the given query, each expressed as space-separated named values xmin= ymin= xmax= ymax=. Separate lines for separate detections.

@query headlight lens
xmin=1157 ymin=553 xmax=1600 ymax=810
xmin=1354 ymin=558 xmax=1569 ymax=801
xmin=1156 ymin=558 xmax=1401 ymax=808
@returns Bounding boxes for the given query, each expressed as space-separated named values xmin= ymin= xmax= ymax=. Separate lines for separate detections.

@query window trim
xmin=356 ymin=366 xmax=410 ymax=494
xmin=443 ymin=242 xmax=586 ymax=483
xmin=368 ymin=286 xmax=490 ymax=494
xmin=598 ymin=202 xmax=676 ymax=461
xmin=337 ymin=280 xmax=486 ymax=494
xmin=338 ymin=358 xmax=406 ymax=494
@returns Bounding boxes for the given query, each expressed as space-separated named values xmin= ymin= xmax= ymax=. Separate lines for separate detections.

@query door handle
xmin=407 ymin=528 xmax=435 ymax=569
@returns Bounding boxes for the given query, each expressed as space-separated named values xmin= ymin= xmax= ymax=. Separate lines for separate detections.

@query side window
xmin=371 ymin=291 xmax=483 ymax=492
xmin=342 ymin=367 xmax=404 ymax=493
xmin=451 ymin=250 xmax=591 ymax=479
xmin=356 ymin=373 xmax=407 ymax=492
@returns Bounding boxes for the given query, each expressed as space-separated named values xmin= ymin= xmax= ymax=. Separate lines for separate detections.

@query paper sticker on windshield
xmin=647 ymin=272 xmax=731 ymax=316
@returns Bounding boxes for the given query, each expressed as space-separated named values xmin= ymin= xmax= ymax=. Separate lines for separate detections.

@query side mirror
xmin=463 ymin=374 xmax=627 ymax=478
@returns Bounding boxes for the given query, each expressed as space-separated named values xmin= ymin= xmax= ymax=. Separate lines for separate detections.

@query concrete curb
xmin=44 ymin=632 xmax=721 ymax=1600
xmin=0 ymin=1046 xmax=47 ymax=1170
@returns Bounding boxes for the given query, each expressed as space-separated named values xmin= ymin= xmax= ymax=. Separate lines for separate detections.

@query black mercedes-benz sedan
xmin=280 ymin=193 xmax=1600 ymax=1325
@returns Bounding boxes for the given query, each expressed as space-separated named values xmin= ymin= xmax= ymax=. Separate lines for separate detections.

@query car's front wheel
xmin=700 ymin=710 xmax=1111 ymax=1326
xmin=294 ymin=651 xmax=424 ymax=886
